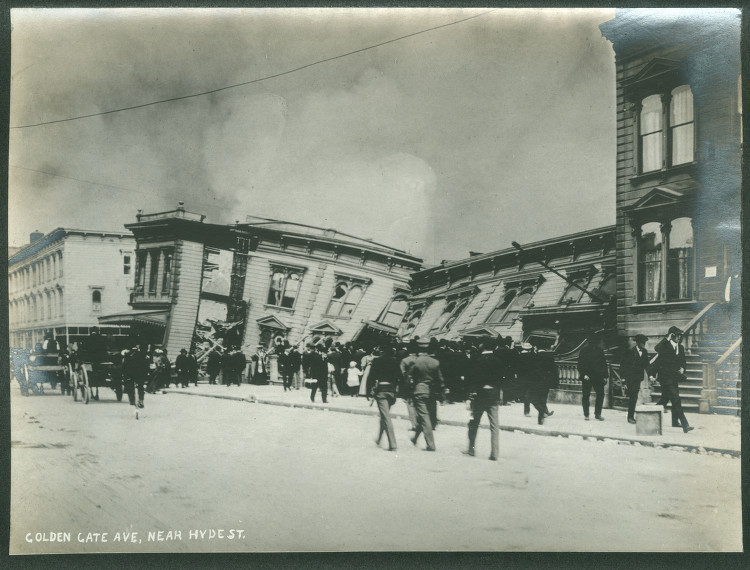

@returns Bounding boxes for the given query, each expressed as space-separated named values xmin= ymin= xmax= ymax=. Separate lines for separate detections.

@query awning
xmin=98 ymin=309 xmax=170 ymax=328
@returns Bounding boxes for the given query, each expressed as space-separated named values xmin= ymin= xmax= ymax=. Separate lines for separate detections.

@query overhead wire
xmin=11 ymin=9 xmax=496 ymax=130
xmin=9 ymin=164 xmax=226 ymax=212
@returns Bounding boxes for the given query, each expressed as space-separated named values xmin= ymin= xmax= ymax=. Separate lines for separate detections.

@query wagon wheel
xmin=24 ymin=366 xmax=40 ymax=394
xmin=80 ymin=366 xmax=91 ymax=404
xmin=69 ymin=365 xmax=79 ymax=401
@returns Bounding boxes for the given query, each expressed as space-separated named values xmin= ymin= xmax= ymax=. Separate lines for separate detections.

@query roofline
xmin=240 ymin=219 xmax=419 ymax=261
xmin=9 ymin=228 xmax=135 ymax=266
xmin=421 ymin=225 xmax=617 ymax=275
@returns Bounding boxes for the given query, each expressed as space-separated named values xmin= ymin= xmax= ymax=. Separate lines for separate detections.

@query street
xmin=10 ymin=385 xmax=742 ymax=553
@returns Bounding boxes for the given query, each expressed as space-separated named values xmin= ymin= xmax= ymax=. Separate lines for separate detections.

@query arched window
xmin=342 ymin=286 xmax=363 ymax=316
xmin=430 ymin=300 xmax=457 ymax=333
xmin=638 ymin=222 xmax=663 ymax=302
xmin=326 ymin=276 xmax=369 ymax=317
xmin=430 ymin=296 xmax=472 ymax=333
xmin=638 ymin=85 xmax=694 ymax=173
xmin=486 ymin=291 xmax=517 ymax=323
xmin=444 ymin=298 xmax=470 ymax=330
xmin=670 ymin=85 xmax=694 ymax=166
xmin=502 ymin=287 xmax=533 ymax=325
xmin=403 ymin=309 xmax=423 ymax=336
xmin=380 ymin=297 xmax=409 ymax=328
xmin=640 ymin=95 xmax=663 ymax=172
xmin=560 ymin=275 xmax=592 ymax=305
xmin=598 ymin=273 xmax=617 ymax=299
xmin=161 ymin=250 xmax=174 ymax=295
xmin=667 ymin=217 xmax=693 ymax=301
xmin=92 ymin=290 xmax=102 ymax=312
xmin=326 ymin=282 xmax=349 ymax=315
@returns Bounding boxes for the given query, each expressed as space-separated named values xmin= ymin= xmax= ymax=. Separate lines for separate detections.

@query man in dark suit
xmin=309 ymin=345 xmax=329 ymax=403
xmin=465 ymin=340 xmax=502 ymax=461
xmin=578 ymin=332 xmax=608 ymax=420
xmin=620 ymin=334 xmax=651 ymax=424
xmin=408 ymin=339 xmax=446 ymax=451
xmin=651 ymin=326 xmax=693 ymax=433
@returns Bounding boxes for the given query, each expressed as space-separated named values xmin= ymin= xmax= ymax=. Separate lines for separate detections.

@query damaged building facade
xmin=100 ymin=203 xmax=423 ymax=361
xmin=376 ymin=9 xmax=742 ymax=414
xmin=396 ymin=227 xmax=618 ymax=406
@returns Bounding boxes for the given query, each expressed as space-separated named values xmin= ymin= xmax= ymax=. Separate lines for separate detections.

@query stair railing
xmin=681 ymin=302 xmax=718 ymax=354
xmin=700 ymin=336 xmax=742 ymax=413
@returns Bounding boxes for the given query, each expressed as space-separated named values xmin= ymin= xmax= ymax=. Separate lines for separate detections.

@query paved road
xmin=10 ymin=386 xmax=742 ymax=553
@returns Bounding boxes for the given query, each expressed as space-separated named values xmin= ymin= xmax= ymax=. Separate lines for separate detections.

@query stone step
xmin=712 ymin=405 xmax=741 ymax=416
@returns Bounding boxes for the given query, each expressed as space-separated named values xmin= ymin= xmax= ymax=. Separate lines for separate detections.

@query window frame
xmin=558 ymin=270 xmax=595 ymax=306
xmin=91 ymin=289 xmax=102 ymax=313
xmin=378 ymin=295 xmax=409 ymax=329
xmin=635 ymin=84 xmax=695 ymax=175
xmin=266 ymin=265 xmax=306 ymax=311
xmin=161 ymin=248 xmax=174 ymax=295
xmin=634 ymin=216 xmax=695 ymax=304
xmin=429 ymin=294 xmax=473 ymax=334
xmin=486 ymin=279 xmax=542 ymax=325
xmin=324 ymin=274 xmax=371 ymax=319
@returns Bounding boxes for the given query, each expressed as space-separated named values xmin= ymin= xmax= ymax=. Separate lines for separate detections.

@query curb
xmin=166 ymin=390 xmax=739 ymax=458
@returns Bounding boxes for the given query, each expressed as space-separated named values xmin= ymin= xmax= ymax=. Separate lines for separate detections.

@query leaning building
xmin=100 ymin=203 xmax=423 ymax=361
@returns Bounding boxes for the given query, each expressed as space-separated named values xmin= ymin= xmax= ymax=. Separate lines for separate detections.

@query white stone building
xmin=8 ymin=228 xmax=136 ymax=349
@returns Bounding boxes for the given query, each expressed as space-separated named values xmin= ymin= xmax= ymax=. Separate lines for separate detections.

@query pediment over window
xmin=460 ymin=325 xmax=499 ymax=338
xmin=308 ymin=320 xmax=343 ymax=335
xmin=257 ymin=315 xmax=291 ymax=331
xmin=504 ymin=275 xmax=545 ymax=291
xmin=624 ymin=181 xmax=698 ymax=219
xmin=622 ymin=58 xmax=683 ymax=99
xmin=436 ymin=284 xmax=480 ymax=300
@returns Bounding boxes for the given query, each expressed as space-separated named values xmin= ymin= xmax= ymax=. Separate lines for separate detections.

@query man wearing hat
xmin=408 ymin=338 xmax=446 ymax=451
xmin=651 ymin=326 xmax=693 ymax=433
xmin=577 ymin=332 xmax=608 ymax=420
xmin=175 ymin=349 xmax=190 ymax=388
xmin=620 ymin=334 xmax=651 ymax=424
xmin=516 ymin=342 xmax=536 ymax=417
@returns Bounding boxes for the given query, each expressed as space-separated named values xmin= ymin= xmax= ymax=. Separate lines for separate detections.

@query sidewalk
xmin=164 ymin=382 xmax=741 ymax=457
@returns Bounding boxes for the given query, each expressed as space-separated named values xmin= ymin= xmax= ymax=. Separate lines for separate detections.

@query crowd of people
xmin=16 ymin=323 xmax=695 ymax=449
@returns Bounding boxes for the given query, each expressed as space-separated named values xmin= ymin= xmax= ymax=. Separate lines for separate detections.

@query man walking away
xmin=465 ymin=340 xmax=501 ymax=461
xmin=516 ymin=343 xmax=536 ymax=417
xmin=309 ymin=345 xmax=329 ymax=403
xmin=621 ymin=334 xmax=650 ymax=424
xmin=123 ymin=346 xmax=149 ymax=408
xmin=408 ymin=339 xmax=445 ymax=451
xmin=399 ymin=340 xmax=420 ymax=431
xmin=578 ymin=332 xmax=608 ymax=421
xmin=369 ymin=346 xmax=402 ymax=451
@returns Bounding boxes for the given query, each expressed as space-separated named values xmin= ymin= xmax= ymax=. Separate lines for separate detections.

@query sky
xmin=9 ymin=8 xmax=617 ymax=264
